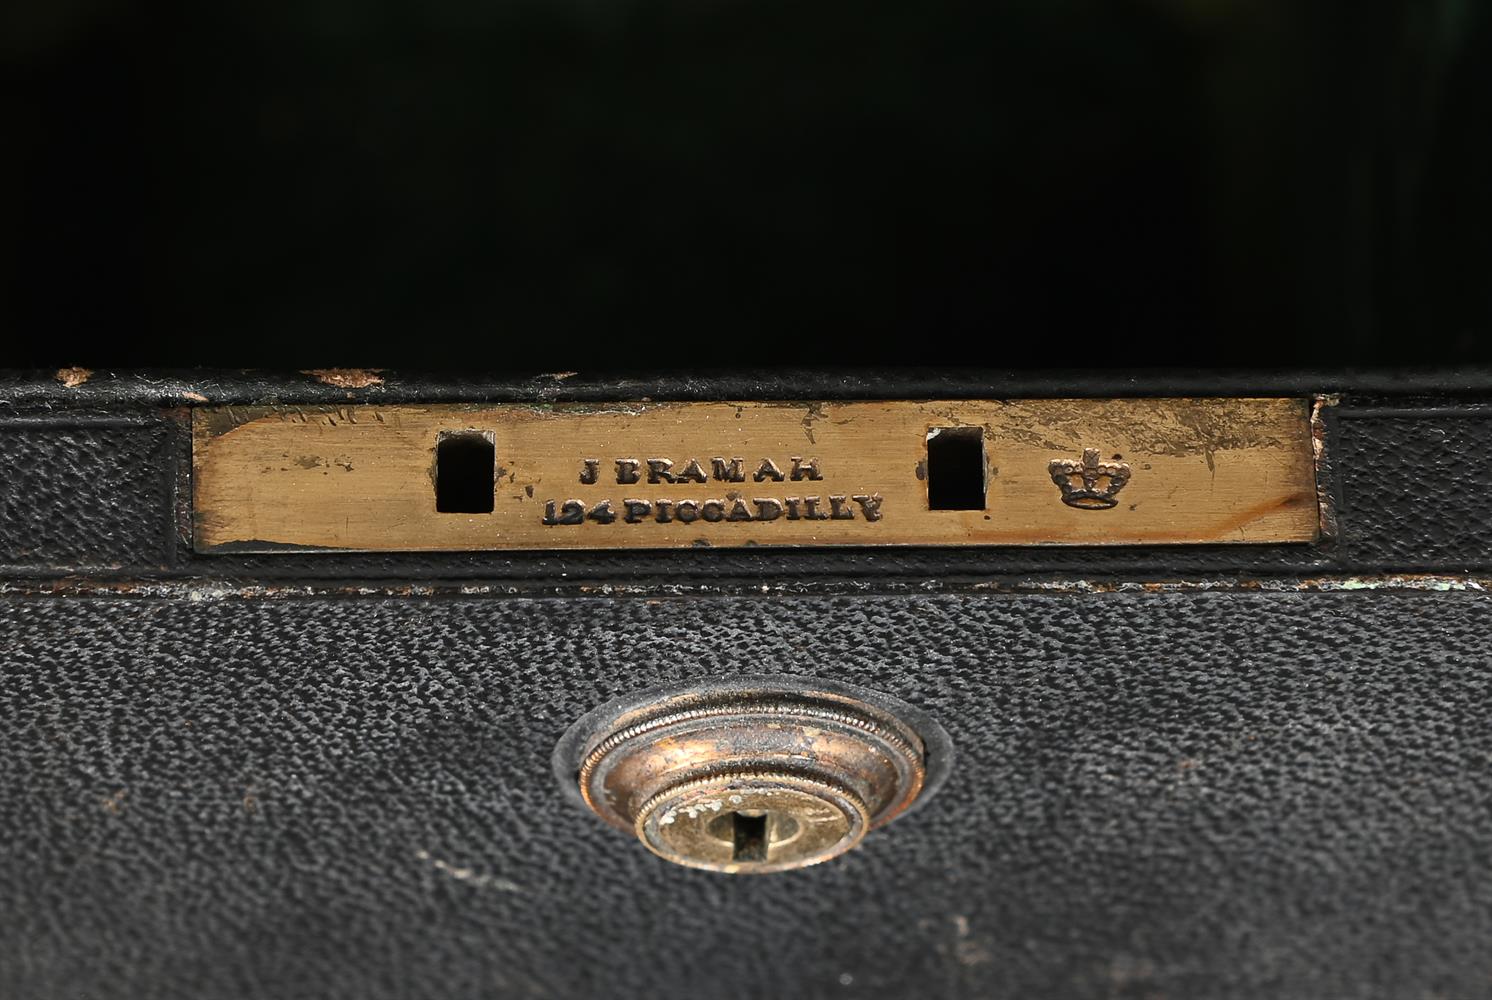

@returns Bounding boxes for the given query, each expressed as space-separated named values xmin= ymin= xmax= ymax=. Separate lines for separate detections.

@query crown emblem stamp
xmin=1048 ymin=448 xmax=1131 ymax=510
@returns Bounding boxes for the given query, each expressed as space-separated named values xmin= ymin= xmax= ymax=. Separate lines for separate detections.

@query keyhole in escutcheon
xmin=731 ymin=811 xmax=769 ymax=862
xmin=706 ymin=808 xmax=802 ymax=862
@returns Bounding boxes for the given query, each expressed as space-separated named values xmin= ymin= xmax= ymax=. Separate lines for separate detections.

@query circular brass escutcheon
xmin=562 ymin=677 xmax=943 ymax=874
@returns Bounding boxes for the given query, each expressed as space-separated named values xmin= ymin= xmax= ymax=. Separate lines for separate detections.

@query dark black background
xmin=4 ymin=0 xmax=1488 ymax=369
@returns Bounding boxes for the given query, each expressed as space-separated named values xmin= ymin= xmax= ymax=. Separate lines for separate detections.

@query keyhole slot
xmin=705 ymin=807 xmax=803 ymax=861
xmin=435 ymin=431 xmax=496 ymax=513
xmin=731 ymin=811 xmax=769 ymax=862
xmin=925 ymin=426 xmax=987 ymax=510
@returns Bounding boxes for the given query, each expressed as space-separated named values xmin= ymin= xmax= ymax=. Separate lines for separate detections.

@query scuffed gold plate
xmin=191 ymin=398 xmax=1318 ymax=552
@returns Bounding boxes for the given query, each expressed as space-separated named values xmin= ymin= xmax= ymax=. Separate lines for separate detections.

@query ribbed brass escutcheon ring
xmin=572 ymin=682 xmax=930 ymax=873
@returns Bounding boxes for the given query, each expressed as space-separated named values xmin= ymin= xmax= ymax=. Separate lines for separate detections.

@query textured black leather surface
xmin=1337 ymin=410 xmax=1492 ymax=569
xmin=3 ymin=588 xmax=1490 ymax=1000
xmin=0 ymin=416 xmax=173 ymax=569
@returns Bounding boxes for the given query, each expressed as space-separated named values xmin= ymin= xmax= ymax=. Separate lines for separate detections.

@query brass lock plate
xmin=191 ymin=397 xmax=1318 ymax=552
xmin=554 ymin=676 xmax=953 ymax=874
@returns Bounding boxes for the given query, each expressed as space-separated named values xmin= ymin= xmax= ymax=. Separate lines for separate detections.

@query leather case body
xmin=2 ymin=369 xmax=1490 ymax=1000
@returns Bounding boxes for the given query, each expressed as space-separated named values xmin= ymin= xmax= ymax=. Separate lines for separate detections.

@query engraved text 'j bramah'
xmin=543 ymin=455 xmax=883 ymax=526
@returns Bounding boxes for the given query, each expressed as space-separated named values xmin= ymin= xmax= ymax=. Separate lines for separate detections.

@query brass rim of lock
xmin=567 ymin=680 xmax=938 ymax=874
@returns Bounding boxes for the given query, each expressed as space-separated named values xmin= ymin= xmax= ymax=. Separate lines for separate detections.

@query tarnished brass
xmin=568 ymin=679 xmax=937 ymax=873
xmin=192 ymin=398 xmax=1320 ymax=551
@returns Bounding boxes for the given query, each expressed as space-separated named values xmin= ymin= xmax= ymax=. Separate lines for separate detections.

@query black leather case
xmin=3 ymin=369 xmax=1490 ymax=1000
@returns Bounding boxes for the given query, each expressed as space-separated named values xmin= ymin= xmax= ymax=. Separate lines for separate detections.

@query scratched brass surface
xmin=191 ymin=399 xmax=1318 ymax=551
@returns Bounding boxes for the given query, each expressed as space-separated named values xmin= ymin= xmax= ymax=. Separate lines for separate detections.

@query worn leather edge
xmin=4 ymin=367 xmax=1492 ymax=408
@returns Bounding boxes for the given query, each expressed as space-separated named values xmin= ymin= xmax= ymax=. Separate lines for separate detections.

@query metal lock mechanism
xmin=556 ymin=677 xmax=950 ymax=873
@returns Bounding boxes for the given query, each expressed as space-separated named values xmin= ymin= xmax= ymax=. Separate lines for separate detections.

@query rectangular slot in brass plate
xmin=191 ymin=398 xmax=1319 ymax=552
